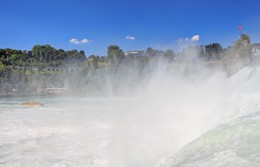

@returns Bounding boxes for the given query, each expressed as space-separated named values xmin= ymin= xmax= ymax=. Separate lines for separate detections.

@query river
xmin=0 ymin=67 xmax=259 ymax=167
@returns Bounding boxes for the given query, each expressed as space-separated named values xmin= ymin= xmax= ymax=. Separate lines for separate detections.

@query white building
xmin=125 ymin=50 xmax=145 ymax=56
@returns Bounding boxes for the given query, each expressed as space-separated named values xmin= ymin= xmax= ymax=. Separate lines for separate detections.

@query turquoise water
xmin=162 ymin=112 xmax=260 ymax=167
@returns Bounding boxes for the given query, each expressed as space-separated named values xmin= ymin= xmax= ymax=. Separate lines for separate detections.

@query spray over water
xmin=0 ymin=40 xmax=260 ymax=167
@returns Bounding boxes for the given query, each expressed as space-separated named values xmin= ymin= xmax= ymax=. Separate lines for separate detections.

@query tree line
xmin=0 ymin=41 xmax=233 ymax=70
xmin=0 ymin=45 xmax=86 ymax=69
xmin=0 ymin=33 xmax=259 ymax=96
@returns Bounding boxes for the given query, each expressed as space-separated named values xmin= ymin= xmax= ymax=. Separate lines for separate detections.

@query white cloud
xmin=69 ymin=38 xmax=92 ymax=44
xmin=191 ymin=35 xmax=200 ymax=42
xmin=177 ymin=35 xmax=200 ymax=43
xmin=80 ymin=38 xmax=90 ymax=43
xmin=70 ymin=38 xmax=80 ymax=44
xmin=125 ymin=35 xmax=135 ymax=40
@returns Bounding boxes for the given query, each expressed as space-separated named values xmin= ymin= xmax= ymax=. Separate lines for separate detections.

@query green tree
xmin=235 ymin=33 xmax=250 ymax=46
xmin=163 ymin=49 xmax=175 ymax=61
xmin=32 ymin=44 xmax=56 ymax=62
xmin=222 ymin=33 xmax=252 ymax=75
xmin=204 ymin=43 xmax=223 ymax=60
xmin=146 ymin=47 xmax=164 ymax=58
xmin=107 ymin=45 xmax=125 ymax=64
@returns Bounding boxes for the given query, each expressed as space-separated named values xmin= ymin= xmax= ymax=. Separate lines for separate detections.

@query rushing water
xmin=1 ymin=96 xmax=191 ymax=167
xmin=0 ymin=67 xmax=260 ymax=167
xmin=161 ymin=112 xmax=260 ymax=167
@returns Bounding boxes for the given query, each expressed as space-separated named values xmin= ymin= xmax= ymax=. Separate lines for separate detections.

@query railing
xmin=14 ymin=66 xmax=80 ymax=72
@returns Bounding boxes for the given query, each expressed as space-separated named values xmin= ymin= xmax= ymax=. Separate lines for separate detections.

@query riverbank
xmin=0 ymin=87 xmax=67 ymax=98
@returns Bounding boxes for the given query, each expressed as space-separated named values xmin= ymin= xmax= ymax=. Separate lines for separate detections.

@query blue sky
xmin=1 ymin=0 xmax=260 ymax=56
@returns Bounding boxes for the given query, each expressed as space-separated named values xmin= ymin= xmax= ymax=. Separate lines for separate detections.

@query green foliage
xmin=232 ymin=33 xmax=251 ymax=58
xmin=0 ymin=45 xmax=87 ymax=70
xmin=32 ymin=44 xmax=55 ymax=62
xmin=0 ymin=34 xmax=258 ymax=95
xmin=0 ymin=45 xmax=89 ymax=95
xmin=163 ymin=49 xmax=175 ymax=61
xmin=27 ymin=45 xmax=86 ymax=67
xmin=0 ymin=61 xmax=4 ymax=71
xmin=204 ymin=43 xmax=223 ymax=60
xmin=222 ymin=33 xmax=252 ymax=75
xmin=107 ymin=45 xmax=125 ymax=64
xmin=146 ymin=47 xmax=156 ymax=57
xmin=146 ymin=47 xmax=164 ymax=57
xmin=235 ymin=33 xmax=250 ymax=46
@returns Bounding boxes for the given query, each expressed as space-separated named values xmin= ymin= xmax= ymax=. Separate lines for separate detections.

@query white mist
xmin=0 ymin=63 xmax=259 ymax=167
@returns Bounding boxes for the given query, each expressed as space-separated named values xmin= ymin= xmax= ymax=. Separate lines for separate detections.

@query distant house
xmin=125 ymin=50 xmax=145 ymax=57
xmin=87 ymin=57 xmax=95 ymax=62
